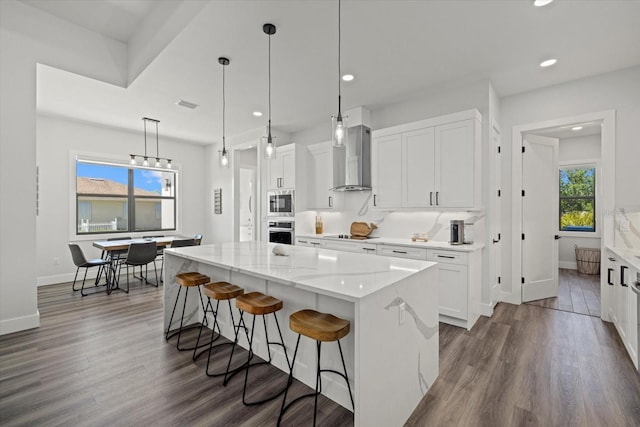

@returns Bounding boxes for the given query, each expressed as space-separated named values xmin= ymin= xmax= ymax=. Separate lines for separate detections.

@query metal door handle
xmin=621 ymin=265 xmax=628 ymax=287
xmin=392 ymin=250 xmax=407 ymax=254
xmin=554 ymin=235 xmax=561 ymax=239
xmin=437 ymin=255 xmax=455 ymax=259
xmin=493 ymin=239 xmax=500 ymax=244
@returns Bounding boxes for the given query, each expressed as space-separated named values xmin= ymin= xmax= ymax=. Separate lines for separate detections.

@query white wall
xmin=1 ymin=0 xmax=129 ymax=334
xmin=36 ymin=114 xmax=207 ymax=286
xmin=500 ymin=66 xmax=640 ymax=299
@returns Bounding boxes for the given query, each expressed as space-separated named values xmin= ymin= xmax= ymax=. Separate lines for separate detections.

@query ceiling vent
xmin=176 ymin=99 xmax=198 ymax=109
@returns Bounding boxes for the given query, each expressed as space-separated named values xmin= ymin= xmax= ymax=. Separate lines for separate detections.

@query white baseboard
xmin=480 ymin=301 xmax=496 ymax=317
xmin=559 ymin=261 xmax=577 ymax=270
xmin=38 ymin=272 xmax=78 ymax=287
xmin=0 ymin=310 xmax=40 ymax=335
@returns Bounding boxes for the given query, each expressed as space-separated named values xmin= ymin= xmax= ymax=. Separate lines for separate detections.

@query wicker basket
xmin=574 ymin=245 xmax=601 ymax=275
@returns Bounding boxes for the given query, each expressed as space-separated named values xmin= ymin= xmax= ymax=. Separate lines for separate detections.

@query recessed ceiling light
xmin=540 ymin=58 xmax=557 ymax=67
xmin=252 ymin=111 xmax=263 ymax=117
xmin=533 ymin=0 xmax=553 ymax=6
xmin=342 ymin=74 xmax=354 ymax=82
xmin=176 ymin=99 xmax=198 ymax=109
xmin=572 ymin=126 xmax=583 ymax=131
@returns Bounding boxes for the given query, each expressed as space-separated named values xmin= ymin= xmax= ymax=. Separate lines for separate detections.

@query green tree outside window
xmin=559 ymin=166 xmax=595 ymax=232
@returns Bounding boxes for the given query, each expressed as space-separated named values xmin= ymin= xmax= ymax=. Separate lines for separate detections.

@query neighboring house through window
xmin=76 ymin=160 xmax=176 ymax=235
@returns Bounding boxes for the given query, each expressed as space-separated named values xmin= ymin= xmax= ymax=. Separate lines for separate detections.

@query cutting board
xmin=350 ymin=222 xmax=377 ymax=237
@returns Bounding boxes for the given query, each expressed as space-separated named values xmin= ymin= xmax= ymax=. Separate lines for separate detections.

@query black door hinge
xmin=498 ymin=189 xmax=501 ymax=197
xmin=521 ymin=277 xmax=525 ymax=284
xmin=498 ymin=233 xmax=501 ymax=240
xmin=522 ymin=146 xmax=525 ymax=153
xmin=498 ymin=146 xmax=501 ymax=153
xmin=522 ymin=190 xmax=525 ymax=197
xmin=522 ymin=233 xmax=525 ymax=240
xmin=498 ymin=276 xmax=501 ymax=284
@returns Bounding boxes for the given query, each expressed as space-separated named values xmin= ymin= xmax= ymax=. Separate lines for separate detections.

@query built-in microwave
xmin=268 ymin=220 xmax=294 ymax=245
xmin=267 ymin=189 xmax=294 ymax=217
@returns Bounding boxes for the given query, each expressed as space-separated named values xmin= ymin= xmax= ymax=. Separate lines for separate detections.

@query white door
xmin=402 ymin=127 xmax=435 ymax=207
xmin=522 ymin=134 xmax=559 ymax=302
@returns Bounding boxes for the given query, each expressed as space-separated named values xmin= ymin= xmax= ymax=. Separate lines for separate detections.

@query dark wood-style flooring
xmin=1 ymin=280 xmax=639 ymax=426
xmin=526 ymin=268 xmax=601 ymax=317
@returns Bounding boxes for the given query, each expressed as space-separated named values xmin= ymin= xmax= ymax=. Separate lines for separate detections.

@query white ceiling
xmin=31 ymin=0 xmax=640 ymax=146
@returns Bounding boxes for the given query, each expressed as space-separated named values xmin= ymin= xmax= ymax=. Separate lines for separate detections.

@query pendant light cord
xmin=222 ymin=62 xmax=226 ymax=150
xmin=268 ymin=30 xmax=272 ymax=137
xmin=338 ymin=0 xmax=341 ymax=115
xmin=155 ymin=121 xmax=159 ymax=157
xmin=143 ymin=118 xmax=148 ymax=157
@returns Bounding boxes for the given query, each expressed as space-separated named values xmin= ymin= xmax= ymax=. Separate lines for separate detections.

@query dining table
xmin=93 ymin=236 xmax=189 ymax=294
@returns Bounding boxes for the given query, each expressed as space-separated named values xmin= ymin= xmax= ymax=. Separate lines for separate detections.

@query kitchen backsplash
xmin=296 ymin=208 xmax=484 ymax=243
xmin=614 ymin=207 xmax=640 ymax=250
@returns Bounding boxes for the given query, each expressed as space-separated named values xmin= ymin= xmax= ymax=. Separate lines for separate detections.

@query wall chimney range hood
xmin=331 ymin=124 xmax=372 ymax=191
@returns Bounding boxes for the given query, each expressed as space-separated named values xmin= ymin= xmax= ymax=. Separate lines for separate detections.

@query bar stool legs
xmin=223 ymin=291 xmax=291 ymax=406
xmin=278 ymin=309 xmax=354 ymax=426
xmin=165 ymin=272 xmax=210 ymax=351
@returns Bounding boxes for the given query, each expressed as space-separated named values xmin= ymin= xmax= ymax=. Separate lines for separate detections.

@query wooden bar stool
xmin=193 ymin=281 xmax=249 ymax=378
xmin=165 ymin=272 xmax=209 ymax=351
xmin=224 ymin=291 xmax=291 ymax=406
xmin=278 ymin=309 xmax=354 ymax=427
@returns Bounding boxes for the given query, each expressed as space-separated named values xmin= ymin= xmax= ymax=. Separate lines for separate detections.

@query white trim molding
xmin=0 ymin=311 xmax=40 ymax=336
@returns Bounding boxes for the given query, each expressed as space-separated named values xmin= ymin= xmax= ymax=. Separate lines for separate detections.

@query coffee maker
xmin=450 ymin=220 xmax=465 ymax=245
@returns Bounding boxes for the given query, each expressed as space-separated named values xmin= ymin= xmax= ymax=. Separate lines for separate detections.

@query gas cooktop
xmin=324 ymin=234 xmax=379 ymax=240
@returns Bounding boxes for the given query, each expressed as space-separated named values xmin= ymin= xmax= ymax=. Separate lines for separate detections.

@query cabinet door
xmin=280 ymin=148 xmax=295 ymax=189
xmin=606 ymin=255 xmax=618 ymax=324
xmin=437 ymin=262 xmax=468 ymax=319
xmin=372 ymin=134 xmax=402 ymax=208
xmin=434 ymin=119 xmax=475 ymax=207
xmin=617 ymin=264 xmax=629 ymax=341
xmin=402 ymin=127 xmax=435 ymax=207
xmin=324 ymin=240 xmax=363 ymax=253
xmin=308 ymin=142 xmax=334 ymax=209
xmin=267 ymin=156 xmax=282 ymax=189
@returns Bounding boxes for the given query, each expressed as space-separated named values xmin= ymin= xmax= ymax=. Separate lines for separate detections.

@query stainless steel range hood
xmin=331 ymin=125 xmax=372 ymax=191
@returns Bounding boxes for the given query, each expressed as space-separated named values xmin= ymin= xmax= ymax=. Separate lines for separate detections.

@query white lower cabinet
xmin=295 ymin=237 xmax=324 ymax=248
xmin=377 ymin=244 xmax=427 ymax=261
xmin=324 ymin=240 xmax=377 ymax=254
xmin=428 ymin=248 xmax=481 ymax=330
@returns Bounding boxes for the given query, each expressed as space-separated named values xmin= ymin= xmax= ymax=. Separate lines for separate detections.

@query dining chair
xmin=68 ymin=244 xmax=110 ymax=297
xmin=171 ymin=238 xmax=196 ymax=248
xmin=96 ymin=236 xmax=133 ymax=284
xmin=143 ymin=235 xmax=165 ymax=279
xmin=117 ymin=241 xmax=159 ymax=293
xmin=194 ymin=234 xmax=203 ymax=245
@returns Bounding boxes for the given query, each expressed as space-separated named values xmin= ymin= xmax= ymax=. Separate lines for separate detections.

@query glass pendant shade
xmin=130 ymin=155 xmax=136 ymax=165
xmin=219 ymin=146 xmax=229 ymax=167
xmin=142 ymin=157 xmax=149 ymax=167
xmin=263 ymin=134 xmax=276 ymax=159
xmin=332 ymin=113 xmax=348 ymax=147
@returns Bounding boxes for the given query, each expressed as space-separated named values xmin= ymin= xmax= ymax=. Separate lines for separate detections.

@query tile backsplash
xmin=614 ymin=208 xmax=640 ymax=250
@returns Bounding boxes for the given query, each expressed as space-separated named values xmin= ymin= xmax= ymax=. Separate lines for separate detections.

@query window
xmin=76 ymin=160 xmax=176 ymax=235
xmin=559 ymin=165 xmax=596 ymax=232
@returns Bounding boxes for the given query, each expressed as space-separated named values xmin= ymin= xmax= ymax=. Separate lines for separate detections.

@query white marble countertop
xmin=165 ymin=241 xmax=437 ymax=302
xmin=607 ymin=246 xmax=640 ymax=271
xmin=297 ymin=234 xmax=485 ymax=252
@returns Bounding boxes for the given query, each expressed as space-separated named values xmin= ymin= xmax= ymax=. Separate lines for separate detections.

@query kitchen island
xmin=163 ymin=241 xmax=439 ymax=427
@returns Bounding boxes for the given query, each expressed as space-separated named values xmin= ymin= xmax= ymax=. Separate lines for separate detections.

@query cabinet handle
xmin=329 ymin=196 xmax=333 ymax=207
xmin=373 ymin=194 xmax=377 ymax=206
xmin=430 ymin=192 xmax=433 ymax=206
xmin=435 ymin=191 xmax=439 ymax=205
xmin=311 ymin=242 xmax=321 ymax=246
xmin=607 ymin=268 xmax=614 ymax=285
xmin=363 ymin=248 xmax=375 ymax=251
xmin=392 ymin=250 xmax=407 ymax=254
xmin=298 ymin=240 xmax=308 ymax=244
xmin=437 ymin=255 xmax=455 ymax=259
xmin=620 ymin=265 xmax=628 ymax=287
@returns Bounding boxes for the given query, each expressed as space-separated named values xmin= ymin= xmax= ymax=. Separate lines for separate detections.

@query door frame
xmin=510 ymin=110 xmax=615 ymax=320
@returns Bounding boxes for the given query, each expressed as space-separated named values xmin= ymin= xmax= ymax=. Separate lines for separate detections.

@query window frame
xmin=72 ymin=155 xmax=179 ymax=239
xmin=558 ymin=160 xmax=600 ymax=238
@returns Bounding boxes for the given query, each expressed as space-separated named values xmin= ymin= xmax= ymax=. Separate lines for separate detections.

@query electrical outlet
xmin=53 ymin=257 xmax=60 ymax=265
xmin=619 ymin=219 xmax=630 ymax=231
xmin=399 ymin=302 xmax=406 ymax=325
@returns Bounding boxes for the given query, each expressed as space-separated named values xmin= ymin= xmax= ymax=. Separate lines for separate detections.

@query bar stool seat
xmin=193 ymin=282 xmax=247 ymax=378
xmin=278 ymin=309 xmax=354 ymax=427
xmin=165 ymin=272 xmax=210 ymax=351
xmin=224 ymin=291 xmax=290 ymax=406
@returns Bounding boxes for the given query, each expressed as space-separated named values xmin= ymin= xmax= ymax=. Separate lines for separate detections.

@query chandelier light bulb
xmin=130 ymin=155 xmax=136 ymax=165
xmin=266 ymin=140 xmax=274 ymax=157
xmin=155 ymin=158 xmax=161 ymax=168
xmin=167 ymin=160 xmax=172 ymax=169
xmin=142 ymin=157 xmax=149 ymax=167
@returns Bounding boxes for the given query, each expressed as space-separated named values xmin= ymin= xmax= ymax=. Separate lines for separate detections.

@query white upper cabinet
xmin=435 ymin=120 xmax=475 ymax=208
xmin=403 ymin=127 xmax=435 ymax=207
xmin=372 ymin=110 xmax=481 ymax=209
xmin=372 ymin=134 xmax=402 ymax=208
xmin=268 ymin=144 xmax=295 ymax=190
xmin=307 ymin=141 xmax=336 ymax=209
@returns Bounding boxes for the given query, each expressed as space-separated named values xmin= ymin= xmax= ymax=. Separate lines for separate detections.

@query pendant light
xmin=331 ymin=0 xmax=347 ymax=148
xmin=130 ymin=117 xmax=172 ymax=169
xmin=263 ymin=23 xmax=277 ymax=159
xmin=218 ymin=57 xmax=230 ymax=168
